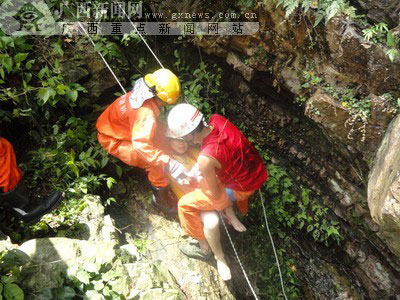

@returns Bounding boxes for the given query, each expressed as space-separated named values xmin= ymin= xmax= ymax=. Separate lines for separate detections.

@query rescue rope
xmin=61 ymin=0 xmax=167 ymax=95
xmin=118 ymin=4 xmax=165 ymax=69
xmin=259 ymin=189 xmax=289 ymax=300
xmin=61 ymin=0 xmax=127 ymax=93
xmin=219 ymin=212 xmax=260 ymax=300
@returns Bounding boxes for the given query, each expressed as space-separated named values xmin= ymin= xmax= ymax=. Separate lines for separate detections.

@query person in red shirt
xmin=0 ymin=137 xmax=64 ymax=224
xmin=96 ymin=69 xmax=194 ymax=215
xmin=167 ymin=103 xmax=268 ymax=280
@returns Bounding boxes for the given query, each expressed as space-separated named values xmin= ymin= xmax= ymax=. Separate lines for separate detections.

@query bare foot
xmin=216 ymin=256 xmax=232 ymax=281
xmin=224 ymin=206 xmax=247 ymax=232
xmin=230 ymin=217 xmax=247 ymax=232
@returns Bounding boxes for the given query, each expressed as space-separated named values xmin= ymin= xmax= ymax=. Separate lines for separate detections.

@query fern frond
xmin=301 ymin=0 xmax=313 ymax=13
xmin=284 ymin=0 xmax=300 ymax=17
xmin=325 ymin=0 xmax=340 ymax=23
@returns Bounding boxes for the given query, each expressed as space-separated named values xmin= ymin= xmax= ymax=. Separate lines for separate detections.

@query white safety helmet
xmin=167 ymin=104 xmax=204 ymax=138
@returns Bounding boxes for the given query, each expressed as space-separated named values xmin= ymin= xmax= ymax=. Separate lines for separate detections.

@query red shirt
xmin=200 ymin=114 xmax=268 ymax=191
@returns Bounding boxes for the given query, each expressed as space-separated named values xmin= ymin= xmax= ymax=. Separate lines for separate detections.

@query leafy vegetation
xmin=173 ymin=49 xmax=223 ymax=118
xmin=0 ymin=249 xmax=26 ymax=300
xmin=362 ymin=22 xmax=400 ymax=62
xmin=34 ymin=257 xmax=126 ymax=300
xmin=275 ymin=0 xmax=356 ymax=26
xmin=0 ymin=32 xmax=121 ymax=230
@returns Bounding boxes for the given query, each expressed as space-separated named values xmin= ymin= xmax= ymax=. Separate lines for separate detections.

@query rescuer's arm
xmin=198 ymin=154 xmax=224 ymax=200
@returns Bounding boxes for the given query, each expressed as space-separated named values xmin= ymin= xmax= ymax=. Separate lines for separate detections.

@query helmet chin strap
xmin=143 ymin=77 xmax=157 ymax=96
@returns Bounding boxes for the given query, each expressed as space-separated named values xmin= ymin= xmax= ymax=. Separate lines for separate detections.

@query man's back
xmin=200 ymin=114 xmax=267 ymax=191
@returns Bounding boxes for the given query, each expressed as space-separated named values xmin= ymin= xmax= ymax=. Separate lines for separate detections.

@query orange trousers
xmin=98 ymin=132 xmax=169 ymax=187
xmin=0 ymin=137 xmax=22 ymax=193
xmin=178 ymin=189 xmax=255 ymax=240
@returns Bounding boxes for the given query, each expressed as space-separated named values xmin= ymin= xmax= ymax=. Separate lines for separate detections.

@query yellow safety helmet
xmin=144 ymin=69 xmax=181 ymax=105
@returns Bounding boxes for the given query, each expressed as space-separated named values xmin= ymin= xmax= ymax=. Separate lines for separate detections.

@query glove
xmin=225 ymin=188 xmax=235 ymax=203
xmin=165 ymin=158 xmax=190 ymax=185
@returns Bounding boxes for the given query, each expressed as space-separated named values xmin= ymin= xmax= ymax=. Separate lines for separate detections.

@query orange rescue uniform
xmin=169 ymin=145 xmax=254 ymax=240
xmin=0 ymin=137 xmax=22 ymax=193
xmin=96 ymin=92 xmax=172 ymax=187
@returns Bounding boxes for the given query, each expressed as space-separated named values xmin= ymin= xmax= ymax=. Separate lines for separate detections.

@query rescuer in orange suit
xmin=0 ymin=137 xmax=64 ymax=224
xmin=96 ymin=69 xmax=195 ymax=215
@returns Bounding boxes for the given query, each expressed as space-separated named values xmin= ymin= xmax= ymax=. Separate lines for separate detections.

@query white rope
xmin=259 ymin=189 xmax=289 ymax=300
xmin=219 ymin=212 xmax=260 ymax=300
xmin=61 ymin=0 xmax=127 ymax=94
xmin=118 ymin=3 xmax=165 ymax=69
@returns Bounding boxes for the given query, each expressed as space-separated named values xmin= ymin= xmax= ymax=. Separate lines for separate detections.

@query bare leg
xmin=223 ymin=205 xmax=247 ymax=232
xmin=198 ymin=238 xmax=211 ymax=253
xmin=200 ymin=211 xmax=232 ymax=281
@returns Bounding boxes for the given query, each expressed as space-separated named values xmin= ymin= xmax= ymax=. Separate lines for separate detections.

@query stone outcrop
xmin=356 ymin=0 xmax=400 ymax=25
xmin=305 ymin=89 xmax=397 ymax=163
xmin=368 ymin=114 xmax=400 ymax=257
xmin=11 ymin=195 xmax=233 ymax=299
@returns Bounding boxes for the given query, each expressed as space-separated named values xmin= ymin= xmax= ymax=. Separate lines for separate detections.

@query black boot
xmin=151 ymin=185 xmax=178 ymax=217
xmin=0 ymin=180 xmax=64 ymax=225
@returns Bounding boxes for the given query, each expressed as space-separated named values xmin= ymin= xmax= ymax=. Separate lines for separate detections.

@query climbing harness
xmin=220 ymin=190 xmax=289 ymax=300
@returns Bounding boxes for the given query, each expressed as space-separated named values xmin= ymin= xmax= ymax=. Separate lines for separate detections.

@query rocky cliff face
xmin=144 ymin=0 xmax=400 ymax=298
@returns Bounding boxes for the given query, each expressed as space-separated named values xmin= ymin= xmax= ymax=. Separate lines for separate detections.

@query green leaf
xmin=386 ymin=32 xmax=397 ymax=48
xmin=75 ymin=270 xmax=90 ymax=285
xmin=2 ymin=56 xmax=13 ymax=72
xmin=56 ymin=84 xmax=67 ymax=95
xmin=66 ymin=89 xmax=78 ymax=102
xmin=56 ymin=286 xmax=76 ymax=299
xmin=327 ymin=226 xmax=339 ymax=237
xmin=93 ymin=280 xmax=105 ymax=291
xmin=106 ymin=177 xmax=116 ymax=190
xmin=25 ymin=59 xmax=35 ymax=70
xmin=100 ymin=156 xmax=109 ymax=168
xmin=386 ymin=49 xmax=399 ymax=62
xmin=83 ymin=261 xmax=99 ymax=273
xmin=84 ymin=290 xmax=105 ymax=300
xmin=0 ymin=36 xmax=14 ymax=48
xmin=38 ymin=66 xmax=49 ymax=79
xmin=38 ymin=87 xmax=56 ymax=104
xmin=115 ymin=165 xmax=122 ymax=178
xmin=326 ymin=1 xmax=340 ymax=22
xmin=69 ymin=164 xmax=79 ymax=178
xmin=14 ymin=53 xmax=28 ymax=63
xmin=0 ymin=68 xmax=4 ymax=80
xmin=4 ymin=283 xmax=24 ymax=300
